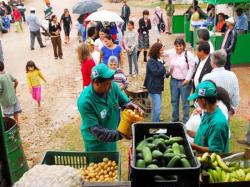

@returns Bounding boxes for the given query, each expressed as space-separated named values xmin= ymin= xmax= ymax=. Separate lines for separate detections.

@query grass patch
xmin=50 ymin=118 xmax=83 ymax=151
xmin=230 ymin=116 xmax=248 ymax=152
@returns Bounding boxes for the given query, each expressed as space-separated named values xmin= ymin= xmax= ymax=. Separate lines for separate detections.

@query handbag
xmin=155 ymin=12 xmax=166 ymax=32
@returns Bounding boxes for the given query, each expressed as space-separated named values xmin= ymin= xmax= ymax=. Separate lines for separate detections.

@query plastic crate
xmin=130 ymin=122 xmax=201 ymax=187
xmin=42 ymin=151 xmax=121 ymax=180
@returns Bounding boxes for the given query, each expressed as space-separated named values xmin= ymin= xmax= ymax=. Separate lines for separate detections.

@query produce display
xmin=14 ymin=165 xmax=84 ymax=187
xmin=118 ymin=109 xmax=143 ymax=136
xmin=198 ymin=152 xmax=250 ymax=183
xmin=80 ymin=158 xmax=118 ymax=182
xmin=135 ymin=134 xmax=192 ymax=168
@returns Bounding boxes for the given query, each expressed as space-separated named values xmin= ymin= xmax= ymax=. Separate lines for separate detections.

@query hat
xmin=30 ymin=7 xmax=35 ymax=12
xmin=91 ymin=64 xmax=115 ymax=80
xmin=225 ymin=17 xmax=235 ymax=25
xmin=188 ymin=81 xmax=217 ymax=101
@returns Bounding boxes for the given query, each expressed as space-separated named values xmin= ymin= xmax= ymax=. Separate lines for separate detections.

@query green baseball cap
xmin=188 ymin=81 xmax=217 ymax=101
xmin=91 ymin=64 xmax=115 ymax=81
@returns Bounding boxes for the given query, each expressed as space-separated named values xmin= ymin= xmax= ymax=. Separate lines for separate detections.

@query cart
xmin=125 ymin=87 xmax=151 ymax=116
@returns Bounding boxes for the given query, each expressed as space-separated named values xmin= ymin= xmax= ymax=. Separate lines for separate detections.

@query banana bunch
xmin=198 ymin=152 xmax=250 ymax=183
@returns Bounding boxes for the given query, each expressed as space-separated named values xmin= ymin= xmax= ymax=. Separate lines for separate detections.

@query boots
xmin=143 ymin=51 xmax=148 ymax=62
xmin=137 ymin=50 xmax=141 ymax=60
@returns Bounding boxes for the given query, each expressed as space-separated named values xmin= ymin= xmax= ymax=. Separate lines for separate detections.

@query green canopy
xmin=202 ymin=0 xmax=250 ymax=4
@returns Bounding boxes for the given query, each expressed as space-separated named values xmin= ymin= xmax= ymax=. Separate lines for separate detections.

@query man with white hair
xmin=220 ymin=17 xmax=237 ymax=71
xmin=202 ymin=49 xmax=240 ymax=113
xmin=26 ymin=7 xmax=46 ymax=50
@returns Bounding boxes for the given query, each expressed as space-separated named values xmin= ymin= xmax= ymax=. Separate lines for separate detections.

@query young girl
xmin=26 ymin=61 xmax=46 ymax=107
xmin=77 ymin=43 xmax=96 ymax=88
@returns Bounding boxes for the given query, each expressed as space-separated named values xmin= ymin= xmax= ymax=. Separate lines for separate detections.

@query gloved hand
xmin=118 ymin=131 xmax=132 ymax=140
xmin=124 ymin=102 xmax=144 ymax=116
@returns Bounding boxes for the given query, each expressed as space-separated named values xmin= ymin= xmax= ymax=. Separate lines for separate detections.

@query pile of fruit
xmin=135 ymin=134 xmax=192 ymax=168
xmin=198 ymin=152 xmax=250 ymax=182
xmin=80 ymin=158 xmax=118 ymax=182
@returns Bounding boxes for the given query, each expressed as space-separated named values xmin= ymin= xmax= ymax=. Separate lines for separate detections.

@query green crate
xmin=41 ymin=151 xmax=121 ymax=180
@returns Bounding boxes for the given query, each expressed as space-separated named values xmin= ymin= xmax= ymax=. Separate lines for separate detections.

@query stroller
xmin=41 ymin=19 xmax=51 ymax=42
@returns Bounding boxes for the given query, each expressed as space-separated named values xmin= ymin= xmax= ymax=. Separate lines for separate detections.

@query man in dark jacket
xmin=121 ymin=0 xmax=130 ymax=34
xmin=221 ymin=17 xmax=237 ymax=71
xmin=193 ymin=41 xmax=212 ymax=88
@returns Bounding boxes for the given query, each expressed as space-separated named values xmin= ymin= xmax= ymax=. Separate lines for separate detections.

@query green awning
xmin=202 ymin=0 xmax=250 ymax=4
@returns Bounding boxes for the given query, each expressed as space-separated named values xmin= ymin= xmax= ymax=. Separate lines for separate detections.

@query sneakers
xmin=237 ymin=139 xmax=250 ymax=146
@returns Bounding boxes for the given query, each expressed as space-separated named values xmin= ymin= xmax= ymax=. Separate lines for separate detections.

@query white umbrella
xmin=85 ymin=10 xmax=124 ymax=23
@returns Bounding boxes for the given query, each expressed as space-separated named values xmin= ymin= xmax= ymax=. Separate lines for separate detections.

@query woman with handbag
xmin=153 ymin=6 xmax=166 ymax=42
xmin=138 ymin=10 xmax=151 ymax=63
xmin=164 ymin=38 xmax=195 ymax=123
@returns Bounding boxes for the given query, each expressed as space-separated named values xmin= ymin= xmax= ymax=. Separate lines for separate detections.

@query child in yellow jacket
xmin=26 ymin=61 xmax=46 ymax=107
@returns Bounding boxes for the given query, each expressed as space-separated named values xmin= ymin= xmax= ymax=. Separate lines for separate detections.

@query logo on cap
xmin=199 ymin=89 xmax=206 ymax=96
xmin=92 ymin=70 xmax=99 ymax=78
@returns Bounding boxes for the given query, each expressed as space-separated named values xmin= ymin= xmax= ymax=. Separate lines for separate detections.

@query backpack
xmin=155 ymin=12 xmax=166 ymax=32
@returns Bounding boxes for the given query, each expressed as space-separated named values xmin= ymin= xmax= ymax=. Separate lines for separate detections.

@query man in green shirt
xmin=165 ymin=0 xmax=175 ymax=34
xmin=77 ymin=64 xmax=143 ymax=151
xmin=187 ymin=81 xmax=229 ymax=153
xmin=0 ymin=61 xmax=21 ymax=125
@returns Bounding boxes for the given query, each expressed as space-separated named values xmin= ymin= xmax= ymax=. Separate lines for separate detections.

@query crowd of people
xmin=0 ymin=0 xmax=247 ymax=154
xmin=0 ymin=0 xmax=26 ymax=34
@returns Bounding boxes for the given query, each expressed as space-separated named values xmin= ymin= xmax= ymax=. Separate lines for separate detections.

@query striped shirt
xmin=114 ymin=69 xmax=128 ymax=90
xmin=202 ymin=67 xmax=240 ymax=108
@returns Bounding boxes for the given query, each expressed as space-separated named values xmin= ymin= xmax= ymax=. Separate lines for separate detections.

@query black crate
xmin=130 ymin=122 xmax=201 ymax=187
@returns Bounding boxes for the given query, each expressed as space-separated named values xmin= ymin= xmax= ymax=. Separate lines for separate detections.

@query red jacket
xmin=13 ymin=9 xmax=21 ymax=22
xmin=81 ymin=58 xmax=95 ymax=87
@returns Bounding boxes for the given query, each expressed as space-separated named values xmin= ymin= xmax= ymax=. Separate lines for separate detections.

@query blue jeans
xmin=149 ymin=93 xmax=162 ymax=122
xmin=170 ymin=78 xmax=192 ymax=123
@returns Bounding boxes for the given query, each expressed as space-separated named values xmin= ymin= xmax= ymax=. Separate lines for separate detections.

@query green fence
xmin=173 ymin=15 xmax=185 ymax=34
xmin=211 ymin=33 xmax=250 ymax=65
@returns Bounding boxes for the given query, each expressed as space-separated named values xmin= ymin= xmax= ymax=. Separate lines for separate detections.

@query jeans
xmin=30 ymin=30 xmax=44 ymax=49
xmin=128 ymin=48 xmax=138 ymax=75
xmin=149 ymin=93 xmax=162 ymax=122
xmin=170 ymin=78 xmax=192 ymax=123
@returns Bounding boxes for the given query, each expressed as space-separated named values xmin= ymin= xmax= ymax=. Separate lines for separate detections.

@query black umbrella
xmin=72 ymin=0 xmax=102 ymax=14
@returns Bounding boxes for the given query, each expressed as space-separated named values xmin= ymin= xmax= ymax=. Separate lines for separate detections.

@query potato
xmin=103 ymin=157 xmax=109 ymax=163
xmin=108 ymin=160 xmax=112 ymax=166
